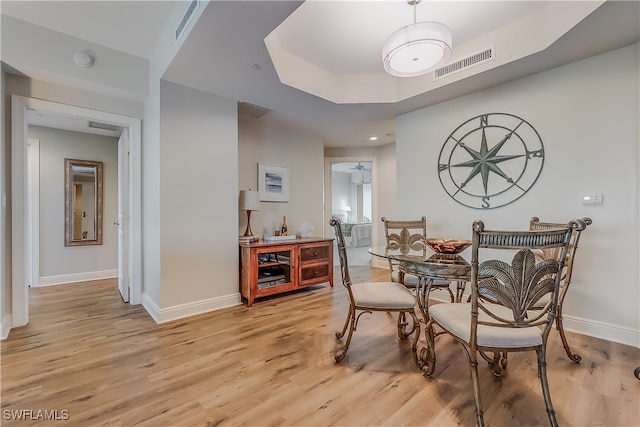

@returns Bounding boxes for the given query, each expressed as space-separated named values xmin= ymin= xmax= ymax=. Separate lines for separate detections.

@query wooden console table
xmin=239 ymin=237 xmax=334 ymax=306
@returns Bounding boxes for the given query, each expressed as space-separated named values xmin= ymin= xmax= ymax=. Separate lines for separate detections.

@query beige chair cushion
xmin=351 ymin=281 xmax=416 ymax=310
xmin=429 ymin=302 xmax=543 ymax=348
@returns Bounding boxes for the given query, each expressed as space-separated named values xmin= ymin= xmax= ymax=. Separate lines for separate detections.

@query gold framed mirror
xmin=64 ymin=158 xmax=103 ymax=246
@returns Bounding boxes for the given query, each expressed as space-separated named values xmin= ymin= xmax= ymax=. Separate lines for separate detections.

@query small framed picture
xmin=258 ymin=163 xmax=290 ymax=202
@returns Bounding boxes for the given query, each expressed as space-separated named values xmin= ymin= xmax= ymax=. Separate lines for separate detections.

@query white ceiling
xmin=2 ymin=1 xmax=639 ymax=147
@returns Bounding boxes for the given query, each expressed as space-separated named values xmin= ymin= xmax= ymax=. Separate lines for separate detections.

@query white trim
xmin=142 ymin=292 xmax=242 ymax=324
xmin=27 ymin=138 xmax=40 ymax=287
xmin=39 ymin=270 xmax=118 ymax=287
xmin=0 ymin=315 xmax=12 ymax=340
xmin=11 ymin=95 xmax=143 ymax=327
xmin=561 ymin=315 xmax=639 ymax=349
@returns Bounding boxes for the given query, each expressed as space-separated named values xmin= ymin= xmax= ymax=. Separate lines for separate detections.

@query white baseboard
xmin=561 ymin=315 xmax=639 ymax=348
xmin=428 ymin=291 xmax=639 ymax=348
xmin=369 ymin=262 xmax=639 ymax=348
xmin=38 ymin=270 xmax=117 ymax=287
xmin=142 ymin=292 xmax=242 ymax=324
xmin=0 ymin=314 xmax=12 ymax=340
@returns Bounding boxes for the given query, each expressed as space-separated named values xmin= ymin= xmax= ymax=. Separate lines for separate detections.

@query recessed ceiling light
xmin=369 ymin=136 xmax=378 ymax=141
xmin=73 ymin=50 xmax=94 ymax=68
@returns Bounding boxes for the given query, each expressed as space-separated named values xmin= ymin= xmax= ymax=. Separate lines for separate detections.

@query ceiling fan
xmin=350 ymin=162 xmax=372 ymax=185
xmin=350 ymin=162 xmax=367 ymax=171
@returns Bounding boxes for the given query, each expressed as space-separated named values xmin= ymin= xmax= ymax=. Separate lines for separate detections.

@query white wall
xmin=28 ymin=126 xmax=118 ymax=283
xmin=141 ymin=1 xmax=207 ymax=316
xmin=146 ymin=80 xmax=239 ymax=319
xmin=396 ymin=43 xmax=639 ymax=346
xmin=239 ymin=115 xmax=325 ymax=239
xmin=374 ymin=143 xmax=397 ymax=267
xmin=331 ymin=171 xmax=353 ymax=222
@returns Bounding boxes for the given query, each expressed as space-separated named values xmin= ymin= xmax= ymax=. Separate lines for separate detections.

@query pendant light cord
xmin=413 ymin=0 xmax=417 ymax=24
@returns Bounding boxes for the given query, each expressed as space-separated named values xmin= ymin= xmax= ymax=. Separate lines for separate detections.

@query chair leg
xmin=468 ymin=354 xmax=485 ymax=427
xmin=555 ymin=307 xmax=582 ymax=363
xmin=335 ymin=306 xmax=352 ymax=339
xmin=536 ymin=346 xmax=559 ymax=427
xmin=334 ymin=306 xmax=356 ymax=363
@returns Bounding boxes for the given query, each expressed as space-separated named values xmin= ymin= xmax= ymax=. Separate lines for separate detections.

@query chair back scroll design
xmin=381 ymin=217 xmax=426 ymax=276
xmin=381 ymin=217 xmax=454 ymax=301
xmin=425 ymin=218 xmax=586 ymax=427
xmin=472 ymin=222 xmax=578 ymax=333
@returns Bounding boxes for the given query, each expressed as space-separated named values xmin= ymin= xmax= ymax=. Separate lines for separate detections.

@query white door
xmin=117 ymin=129 xmax=130 ymax=302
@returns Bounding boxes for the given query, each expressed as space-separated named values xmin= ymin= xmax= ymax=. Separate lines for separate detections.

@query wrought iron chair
xmin=381 ymin=216 xmax=454 ymax=302
xmin=529 ymin=216 xmax=592 ymax=363
xmin=330 ymin=217 xmax=419 ymax=363
xmin=423 ymin=219 xmax=584 ymax=427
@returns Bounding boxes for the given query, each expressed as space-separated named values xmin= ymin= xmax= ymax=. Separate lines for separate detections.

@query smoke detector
xmin=73 ymin=50 xmax=94 ymax=68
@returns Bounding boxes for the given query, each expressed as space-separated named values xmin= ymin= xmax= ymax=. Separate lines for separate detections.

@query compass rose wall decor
xmin=437 ymin=113 xmax=544 ymax=209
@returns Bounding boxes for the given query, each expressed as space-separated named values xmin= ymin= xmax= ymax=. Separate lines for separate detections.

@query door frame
xmin=323 ymin=156 xmax=377 ymax=242
xmin=11 ymin=95 xmax=142 ymax=328
xmin=27 ymin=138 xmax=40 ymax=288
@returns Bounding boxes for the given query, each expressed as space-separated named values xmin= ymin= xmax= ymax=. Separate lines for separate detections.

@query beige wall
xmin=396 ymin=43 xmax=639 ymax=346
xmin=239 ymin=115 xmax=325 ymax=240
xmin=150 ymin=80 xmax=239 ymax=314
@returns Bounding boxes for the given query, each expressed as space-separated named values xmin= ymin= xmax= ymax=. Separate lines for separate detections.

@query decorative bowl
xmin=424 ymin=238 xmax=472 ymax=254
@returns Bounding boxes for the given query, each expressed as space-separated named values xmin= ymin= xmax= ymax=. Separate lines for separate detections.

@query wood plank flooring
xmin=2 ymin=268 xmax=639 ymax=426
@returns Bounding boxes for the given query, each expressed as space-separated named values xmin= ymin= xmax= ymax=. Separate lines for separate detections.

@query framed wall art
xmin=258 ymin=163 xmax=290 ymax=202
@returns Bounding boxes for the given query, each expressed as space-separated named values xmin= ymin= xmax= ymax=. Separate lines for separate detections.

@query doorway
xmin=325 ymin=157 xmax=375 ymax=266
xmin=11 ymin=95 xmax=142 ymax=329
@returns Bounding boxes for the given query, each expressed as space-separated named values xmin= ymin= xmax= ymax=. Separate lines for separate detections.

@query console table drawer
xmin=300 ymin=245 xmax=329 ymax=262
xmin=300 ymin=264 xmax=330 ymax=282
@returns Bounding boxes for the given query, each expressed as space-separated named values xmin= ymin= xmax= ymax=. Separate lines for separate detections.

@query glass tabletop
xmin=369 ymin=245 xmax=469 ymax=264
xmin=369 ymin=245 xmax=472 ymax=280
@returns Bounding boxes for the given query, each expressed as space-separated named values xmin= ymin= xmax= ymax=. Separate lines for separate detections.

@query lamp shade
xmin=382 ymin=21 xmax=452 ymax=77
xmin=239 ymin=189 xmax=260 ymax=211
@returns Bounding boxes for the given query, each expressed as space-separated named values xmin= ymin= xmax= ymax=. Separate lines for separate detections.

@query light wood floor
xmin=2 ymin=268 xmax=639 ymax=426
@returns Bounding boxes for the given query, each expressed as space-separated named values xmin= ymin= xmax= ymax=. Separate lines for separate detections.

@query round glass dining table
xmin=368 ymin=245 xmax=472 ymax=307
xmin=368 ymin=245 xmax=473 ymax=375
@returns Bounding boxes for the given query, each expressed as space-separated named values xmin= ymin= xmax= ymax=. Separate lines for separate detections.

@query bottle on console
xmin=281 ymin=216 xmax=288 ymax=236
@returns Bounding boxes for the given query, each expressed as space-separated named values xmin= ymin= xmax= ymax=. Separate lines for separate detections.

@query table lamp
xmin=239 ymin=189 xmax=260 ymax=237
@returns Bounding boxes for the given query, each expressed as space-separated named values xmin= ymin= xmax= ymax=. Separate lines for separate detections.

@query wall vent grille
xmin=434 ymin=47 xmax=495 ymax=80
xmin=88 ymin=121 xmax=120 ymax=132
xmin=176 ymin=0 xmax=199 ymax=41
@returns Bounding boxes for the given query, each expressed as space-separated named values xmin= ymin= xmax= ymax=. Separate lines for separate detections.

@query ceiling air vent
xmin=434 ymin=47 xmax=495 ymax=80
xmin=87 ymin=121 xmax=120 ymax=132
xmin=176 ymin=0 xmax=199 ymax=41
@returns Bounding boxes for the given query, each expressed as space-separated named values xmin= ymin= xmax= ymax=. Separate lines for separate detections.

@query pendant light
xmin=382 ymin=0 xmax=452 ymax=77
